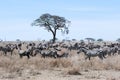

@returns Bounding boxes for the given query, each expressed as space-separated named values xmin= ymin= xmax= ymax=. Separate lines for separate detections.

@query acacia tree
xmin=85 ymin=38 xmax=95 ymax=43
xmin=116 ymin=38 xmax=120 ymax=43
xmin=97 ymin=38 xmax=103 ymax=42
xmin=31 ymin=13 xmax=70 ymax=43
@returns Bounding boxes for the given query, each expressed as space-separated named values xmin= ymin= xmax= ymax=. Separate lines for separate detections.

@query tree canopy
xmin=97 ymin=38 xmax=103 ymax=42
xmin=32 ymin=13 xmax=70 ymax=43
xmin=85 ymin=38 xmax=95 ymax=42
xmin=116 ymin=38 xmax=120 ymax=42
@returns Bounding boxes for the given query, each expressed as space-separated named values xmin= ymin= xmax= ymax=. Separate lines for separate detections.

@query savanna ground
xmin=0 ymin=42 xmax=120 ymax=80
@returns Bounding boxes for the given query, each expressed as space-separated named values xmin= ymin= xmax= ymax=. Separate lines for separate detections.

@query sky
xmin=0 ymin=0 xmax=120 ymax=41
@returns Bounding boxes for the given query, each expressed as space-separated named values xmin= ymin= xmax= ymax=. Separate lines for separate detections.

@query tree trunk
xmin=53 ymin=33 xmax=56 ymax=43
xmin=52 ymin=29 xmax=57 ymax=43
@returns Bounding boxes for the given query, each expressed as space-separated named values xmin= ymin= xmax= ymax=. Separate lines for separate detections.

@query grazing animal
xmin=0 ymin=44 xmax=17 ymax=56
xmin=56 ymin=52 xmax=69 ymax=58
xmin=40 ymin=50 xmax=58 ymax=58
xmin=18 ymin=49 xmax=31 ymax=59
xmin=78 ymin=47 xmax=105 ymax=60
xmin=118 ymin=48 xmax=120 ymax=55
xmin=17 ymin=45 xmax=32 ymax=59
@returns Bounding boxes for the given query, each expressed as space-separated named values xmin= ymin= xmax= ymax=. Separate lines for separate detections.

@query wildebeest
xmin=17 ymin=48 xmax=31 ymax=59
xmin=17 ymin=43 xmax=34 ymax=59
xmin=0 ymin=44 xmax=17 ymax=56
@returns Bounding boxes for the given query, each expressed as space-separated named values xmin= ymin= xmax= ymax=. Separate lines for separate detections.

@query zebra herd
xmin=0 ymin=40 xmax=120 ymax=60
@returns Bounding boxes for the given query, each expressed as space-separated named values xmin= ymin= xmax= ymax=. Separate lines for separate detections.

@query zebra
xmin=77 ymin=47 xmax=105 ymax=60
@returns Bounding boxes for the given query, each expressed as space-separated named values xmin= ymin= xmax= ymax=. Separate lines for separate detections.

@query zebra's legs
xmin=85 ymin=56 xmax=91 ymax=60
xmin=19 ymin=54 xmax=23 ymax=58
xmin=27 ymin=54 xmax=30 ymax=59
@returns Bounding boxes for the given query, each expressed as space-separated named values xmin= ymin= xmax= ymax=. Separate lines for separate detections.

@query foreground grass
xmin=0 ymin=53 xmax=120 ymax=73
xmin=0 ymin=53 xmax=120 ymax=80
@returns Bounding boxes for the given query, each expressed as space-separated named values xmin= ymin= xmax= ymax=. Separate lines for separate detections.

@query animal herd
xmin=0 ymin=40 xmax=120 ymax=60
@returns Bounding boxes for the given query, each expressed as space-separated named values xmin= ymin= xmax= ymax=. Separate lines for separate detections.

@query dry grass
xmin=49 ymin=58 xmax=73 ymax=68
xmin=0 ymin=53 xmax=120 ymax=73
xmin=0 ymin=56 xmax=73 ymax=73
xmin=0 ymin=55 xmax=119 ymax=80
xmin=65 ymin=67 xmax=82 ymax=75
